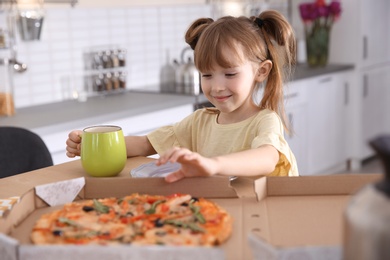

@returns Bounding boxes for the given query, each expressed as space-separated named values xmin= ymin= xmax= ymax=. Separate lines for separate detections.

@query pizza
xmin=31 ymin=193 xmax=232 ymax=246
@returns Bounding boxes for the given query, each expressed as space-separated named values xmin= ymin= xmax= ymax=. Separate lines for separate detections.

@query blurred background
xmin=0 ymin=0 xmax=389 ymax=175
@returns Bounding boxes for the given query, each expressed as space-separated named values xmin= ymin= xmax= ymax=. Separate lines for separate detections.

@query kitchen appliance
xmin=17 ymin=9 xmax=44 ymax=41
xmin=142 ymin=47 xmax=213 ymax=111
xmin=175 ymin=47 xmax=201 ymax=96
xmin=159 ymin=49 xmax=176 ymax=93
xmin=344 ymin=135 xmax=390 ymax=260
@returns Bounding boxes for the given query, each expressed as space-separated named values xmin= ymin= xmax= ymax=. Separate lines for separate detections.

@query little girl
xmin=66 ymin=10 xmax=299 ymax=182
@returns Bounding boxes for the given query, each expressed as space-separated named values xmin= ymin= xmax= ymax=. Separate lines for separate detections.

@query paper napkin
xmin=35 ymin=177 xmax=85 ymax=207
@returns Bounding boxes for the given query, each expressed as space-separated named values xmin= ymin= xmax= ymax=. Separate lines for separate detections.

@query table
xmin=0 ymin=156 xmax=155 ymax=199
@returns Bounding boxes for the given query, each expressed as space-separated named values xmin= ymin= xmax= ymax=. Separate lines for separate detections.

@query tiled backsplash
xmin=3 ymin=4 xmax=211 ymax=108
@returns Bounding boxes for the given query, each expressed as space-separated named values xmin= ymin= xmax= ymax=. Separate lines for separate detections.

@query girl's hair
xmin=185 ymin=10 xmax=296 ymax=132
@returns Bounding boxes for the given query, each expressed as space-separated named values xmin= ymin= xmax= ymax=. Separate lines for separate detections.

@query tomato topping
xmin=160 ymin=203 xmax=169 ymax=213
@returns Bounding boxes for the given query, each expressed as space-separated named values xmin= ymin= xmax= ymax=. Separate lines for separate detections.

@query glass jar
xmin=0 ymin=58 xmax=15 ymax=116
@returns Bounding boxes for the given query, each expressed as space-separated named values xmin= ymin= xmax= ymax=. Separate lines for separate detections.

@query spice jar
xmin=117 ymin=49 xmax=126 ymax=67
xmin=119 ymin=71 xmax=126 ymax=89
xmin=0 ymin=58 xmax=15 ymax=116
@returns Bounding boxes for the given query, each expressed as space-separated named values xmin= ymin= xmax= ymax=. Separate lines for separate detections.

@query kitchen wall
xmin=1 ymin=4 xmax=211 ymax=108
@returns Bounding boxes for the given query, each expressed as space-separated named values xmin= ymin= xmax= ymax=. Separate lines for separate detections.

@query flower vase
xmin=305 ymin=25 xmax=330 ymax=67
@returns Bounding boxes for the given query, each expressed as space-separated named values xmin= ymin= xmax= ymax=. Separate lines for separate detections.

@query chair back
xmin=0 ymin=127 xmax=53 ymax=178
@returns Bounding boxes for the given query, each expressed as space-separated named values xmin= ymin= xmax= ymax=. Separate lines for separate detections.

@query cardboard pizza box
xmin=247 ymin=174 xmax=382 ymax=260
xmin=0 ymin=158 xmax=260 ymax=260
xmin=0 ymin=157 xmax=383 ymax=260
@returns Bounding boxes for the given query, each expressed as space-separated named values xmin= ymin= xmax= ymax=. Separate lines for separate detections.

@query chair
xmin=0 ymin=126 xmax=53 ymax=178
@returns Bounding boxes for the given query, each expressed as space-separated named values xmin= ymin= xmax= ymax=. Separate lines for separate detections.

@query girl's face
xmin=200 ymin=46 xmax=263 ymax=123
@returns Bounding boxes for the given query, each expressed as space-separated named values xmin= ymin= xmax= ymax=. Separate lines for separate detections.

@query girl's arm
xmin=156 ymin=145 xmax=279 ymax=182
xmin=66 ymin=131 xmax=156 ymax=158
xmin=125 ymin=135 xmax=156 ymax=157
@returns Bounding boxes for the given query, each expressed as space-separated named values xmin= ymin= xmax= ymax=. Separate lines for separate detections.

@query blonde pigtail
xmin=256 ymin=11 xmax=296 ymax=134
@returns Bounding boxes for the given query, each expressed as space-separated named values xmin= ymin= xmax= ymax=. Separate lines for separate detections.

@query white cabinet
xmin=306 ymin=73 xmax=350 ymax=174
xmin=39 ymin=104 xmax=193 ymax=165
xmin=284 ymin=71 xmax=352 ymax=175
xmin=360 ymin=0 xmax=390 ymax=67
xmin=330 ymin=0 xmax=390 ymax=67
xmin=360 ymin=65 xmax=390 ymax=159
xmin=329 ymin=0 xmax=390 ymax=167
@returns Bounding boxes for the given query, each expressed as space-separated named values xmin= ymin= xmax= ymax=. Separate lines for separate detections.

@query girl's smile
xmin=213 ymin=94 xmax=232 ymax=102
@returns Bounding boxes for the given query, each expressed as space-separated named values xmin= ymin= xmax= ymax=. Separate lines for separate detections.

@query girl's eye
xmin=226 ymin=73 xmax=237 ymax=77
xmin=202 ymin=74 xmax=211 ymax=78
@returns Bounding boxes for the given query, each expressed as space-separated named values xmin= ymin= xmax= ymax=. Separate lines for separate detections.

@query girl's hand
xmin=66 ymin=130 xmax=83 ymax=158
xmin=156 ymin=147 xmax=218 ymax=183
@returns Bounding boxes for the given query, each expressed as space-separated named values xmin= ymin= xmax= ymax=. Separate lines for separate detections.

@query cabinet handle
xmin=363 ymin=74 xmax=368 ymax=98
xmin=344 ymin=82 xmax=349 ymax=105
xmin=363 ymin=36 xmax=368 ymax=60
xmin=319 ymin=77 xmax=332 ymax=83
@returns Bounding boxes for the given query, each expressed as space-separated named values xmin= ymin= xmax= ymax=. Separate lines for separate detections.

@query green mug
xmin=81 ymin=125 xmax=127 ymax=177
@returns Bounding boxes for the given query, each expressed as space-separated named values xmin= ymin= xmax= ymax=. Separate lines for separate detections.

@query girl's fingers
xmin=69 ymin=130 xmax=82 ymax=143
xmin=66 ymin=144 xmax=80 ymax=157
xmin=66 ymin=138 xmax=78 ymax=149
xmin=165 ymin=170 xmax=185 ymax=183
xmin=168 ymin=148 xmax=191 ymax=163
xmin=66 ymin=130 xmax=82 ymax=158
xmin=157 ymin=147 xmax=190 ymax=165
xmin=66 ymin=151 xmax=76 ymax=158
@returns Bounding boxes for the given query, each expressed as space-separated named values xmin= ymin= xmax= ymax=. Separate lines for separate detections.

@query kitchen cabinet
xmin=360 ymin=0 xmax=390 ymax=67
xmin=361 ymin=65 xmax=390 ymax=159
xmin=284 ymin=70 xmax=352 ymax=175
xmin=307 ymin=73 xmax=351 ymax=174
xmin=278 ymin=70 xmax=354 ymax=176
xmin=306 ymin=72 xmax=350 ymax=174
xmin=40 ymin=104 xmax=193 ymax=165
xmin=330 ymin=0 xmax=390 ymax=167
xmin=330 ymin=0 xmax=390 ymax=66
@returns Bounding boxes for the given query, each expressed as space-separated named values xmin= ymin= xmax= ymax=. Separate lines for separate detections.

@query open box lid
xmin=247 ymin=173 xmax=382 ymax=260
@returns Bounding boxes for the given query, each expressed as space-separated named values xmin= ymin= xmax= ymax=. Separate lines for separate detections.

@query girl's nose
xmin=211 ymin=79 xmax=225 ymax=92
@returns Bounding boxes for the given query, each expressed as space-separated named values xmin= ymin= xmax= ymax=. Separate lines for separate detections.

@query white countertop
xmin=0 ymin=92 xmax=198 ymax=136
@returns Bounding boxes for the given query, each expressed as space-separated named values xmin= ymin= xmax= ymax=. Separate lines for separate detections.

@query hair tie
xmin=254 ymin=18 xmax=264 ymax=28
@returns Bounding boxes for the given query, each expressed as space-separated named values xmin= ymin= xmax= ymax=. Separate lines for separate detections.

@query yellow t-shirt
xmin=147 ymin=108 xmax=299 ymax=177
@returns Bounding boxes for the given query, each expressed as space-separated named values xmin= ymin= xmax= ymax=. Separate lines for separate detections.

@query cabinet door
xmin=306 ymin=73 xmax=348 ymax=174
xmin=361 ymin=66 xmax=390 ymax=158
xmin=360 ymin=0 xmax=390 ymax=66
